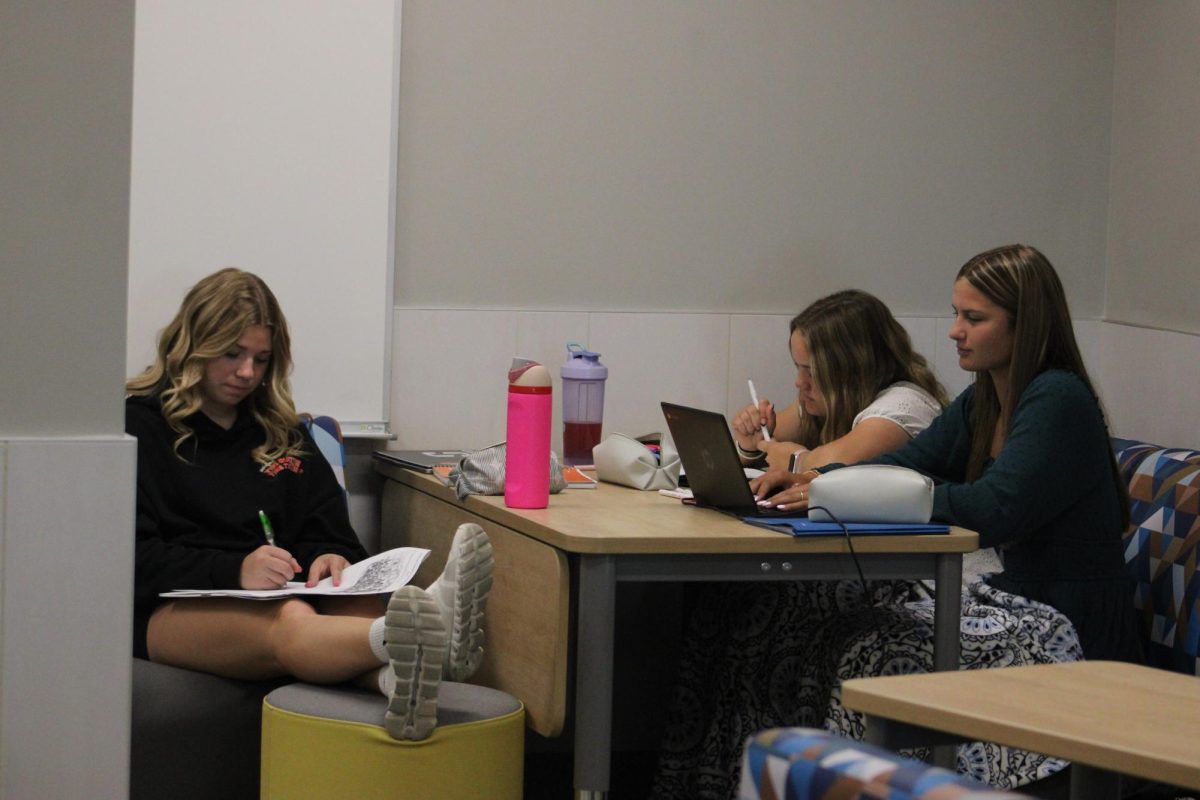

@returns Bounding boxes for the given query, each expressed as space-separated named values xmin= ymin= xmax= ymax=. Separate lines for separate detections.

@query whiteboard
xmin=127 ymin=0 xmax=400 ymax=436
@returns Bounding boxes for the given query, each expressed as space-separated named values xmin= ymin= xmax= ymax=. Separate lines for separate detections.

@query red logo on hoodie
xmin=261 ymin=456 xmax=304 ymax=478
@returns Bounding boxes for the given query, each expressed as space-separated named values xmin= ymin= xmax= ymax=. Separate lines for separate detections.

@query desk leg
xmin=932 ymin=552 xmax=962 ymax=672
xmin=574 ymin=555 xmax=616 ymax=800
xmin=931 ymin=553 xmax=962 ymax=771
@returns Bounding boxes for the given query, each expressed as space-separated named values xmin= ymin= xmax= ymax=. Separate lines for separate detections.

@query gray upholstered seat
xmin=131 ymin=658 xmax=286 ymax=800
xmin=264 ymin=680 xmax=522 ymax=727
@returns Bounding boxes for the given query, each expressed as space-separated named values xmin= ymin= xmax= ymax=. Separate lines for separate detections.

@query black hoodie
xmin=126 ymin=395 xmax=368 ymax=623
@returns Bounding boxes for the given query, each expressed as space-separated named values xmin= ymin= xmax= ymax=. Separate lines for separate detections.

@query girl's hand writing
xmin=240 ymin=545 xmax=302 ymax=589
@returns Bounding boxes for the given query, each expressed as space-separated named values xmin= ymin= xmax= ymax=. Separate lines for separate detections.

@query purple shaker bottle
xmin=561 ymin=343 xmax=608 ymax=466
xmin=505 ymin=358 xmax=552 ymax=508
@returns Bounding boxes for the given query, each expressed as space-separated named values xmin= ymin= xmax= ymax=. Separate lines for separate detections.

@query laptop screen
xmin=661 ymin=401 xmax=791 ymax=517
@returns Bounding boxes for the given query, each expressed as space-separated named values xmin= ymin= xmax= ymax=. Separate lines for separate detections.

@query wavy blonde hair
xmin=791 ymin=289 xmax=948 ymax=448
xmin=956 ymin=244 xmax=1128 ymax=527
xmin=126 ymin=267 xmax=303 ymax=464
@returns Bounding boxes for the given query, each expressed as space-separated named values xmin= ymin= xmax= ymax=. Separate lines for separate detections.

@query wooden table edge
xmin=841 ymin=663 xmax=1200 ymax=791
xmin=373 ymin=459 xmax=979 ymax=555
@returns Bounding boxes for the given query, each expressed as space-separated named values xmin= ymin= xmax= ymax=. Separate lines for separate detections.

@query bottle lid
xmin=562 ymin=342 xmax=608 ymax=380
xmin=509 ymin=358 xmax=551 ymax=389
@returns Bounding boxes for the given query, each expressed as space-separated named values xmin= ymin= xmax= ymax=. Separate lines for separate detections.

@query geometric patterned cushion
xmin=1113 ymin=437 xmax=1200 ymax=676
xmin=305 ymin=414 xmax=348 ymax=492
xmin=738 ymin=728 xmax=1029 ymax=800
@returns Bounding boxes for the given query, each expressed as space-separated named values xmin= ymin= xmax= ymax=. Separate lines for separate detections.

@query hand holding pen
xmin=732 ymin=380 xmax=775 ymax=457
xmin=258 ymin=509 xmax=276 ymax=546
xmin=747 ymin=380 xmax=772 ymax=443
xmin=239 ymin=510 xmax=301 ymax=589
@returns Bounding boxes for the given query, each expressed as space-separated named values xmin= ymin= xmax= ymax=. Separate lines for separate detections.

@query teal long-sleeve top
xmin=856 ymin=369 xmax=1142 ymax=662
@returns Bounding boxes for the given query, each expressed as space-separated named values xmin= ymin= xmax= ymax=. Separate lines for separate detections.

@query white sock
xmin=376 ymin=664 xmax=395 ymax=698
xmin=368 ymin=616 xmax=388 ymax=663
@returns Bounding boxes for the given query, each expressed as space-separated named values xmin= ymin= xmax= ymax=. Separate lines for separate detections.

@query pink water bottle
xmin=561 ymin=343 xmax=607 ymax=466
xmin=505 ymin=357 xmax=552 ymax=509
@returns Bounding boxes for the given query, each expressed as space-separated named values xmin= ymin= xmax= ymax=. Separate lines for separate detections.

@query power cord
xmin=806 ymin=504 xmax=867 ymax=593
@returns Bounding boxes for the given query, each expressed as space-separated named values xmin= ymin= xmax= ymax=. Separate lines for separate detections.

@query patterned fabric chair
xmin=739 ymin=728 xmax=1028 ymax=800
xmin=1113 ymin=438 xmax=1200 ymax=676
xmin=307 ymin=414 xmax=348 ymax=493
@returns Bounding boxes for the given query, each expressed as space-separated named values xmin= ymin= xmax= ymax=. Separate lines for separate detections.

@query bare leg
xmin=147 ymin=597 xmax=380 ymax=683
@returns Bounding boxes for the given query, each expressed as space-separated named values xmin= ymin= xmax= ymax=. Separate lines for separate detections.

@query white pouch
xmin=807 ymin=465 xmax=933 ymax=523
xmin=593 ymin=433 xmax=681 ymax=490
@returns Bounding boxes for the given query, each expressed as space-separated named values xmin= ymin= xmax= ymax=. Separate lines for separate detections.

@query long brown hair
xmin=957 ymin=244 xmax=1128 ymax=526
xmin=126 ymin=267 xmax=303 ymax=464
xmin=791 ymin=289 xmax=947 ymax=448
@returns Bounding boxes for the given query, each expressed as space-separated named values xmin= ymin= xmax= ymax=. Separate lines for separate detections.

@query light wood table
xmin=842 ymin=660 xmax=1200 ymax=799
xmin=375 ymin=461 xmax=979 ymax=800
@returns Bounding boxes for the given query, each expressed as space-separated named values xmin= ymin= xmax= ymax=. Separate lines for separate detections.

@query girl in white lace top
xmin=732 ymin=290 xmax=946 ymax=473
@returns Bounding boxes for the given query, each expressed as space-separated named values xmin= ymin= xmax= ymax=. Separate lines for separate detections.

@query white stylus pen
xmin=747 ymin=379 xmax=772 ymax=441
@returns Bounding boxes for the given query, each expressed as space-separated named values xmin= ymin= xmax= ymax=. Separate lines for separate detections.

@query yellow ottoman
xmin=261 ymin=682 xmax=524 ymax=800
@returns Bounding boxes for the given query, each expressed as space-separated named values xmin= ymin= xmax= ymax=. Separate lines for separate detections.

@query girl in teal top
xmin=861 ymin=368 xmax=1139 ymax=661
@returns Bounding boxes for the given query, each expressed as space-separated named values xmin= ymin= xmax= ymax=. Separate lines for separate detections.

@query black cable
xmin=807 ymin=504 xmax=867 ymax=593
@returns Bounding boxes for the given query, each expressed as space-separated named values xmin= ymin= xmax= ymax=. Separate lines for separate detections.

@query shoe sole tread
xmin=383 ymin=586 xmax=444 ymax=740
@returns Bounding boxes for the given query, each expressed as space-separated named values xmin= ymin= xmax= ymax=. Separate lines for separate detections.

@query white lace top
xmin=851 ymin=381 xmax=942 ymax=438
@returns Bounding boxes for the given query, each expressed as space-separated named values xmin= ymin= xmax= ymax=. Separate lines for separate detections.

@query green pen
xmin=258 ymin=509 xmax=276 ymax=547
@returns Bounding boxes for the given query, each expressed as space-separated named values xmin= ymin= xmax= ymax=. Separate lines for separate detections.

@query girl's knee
xmin=272 ymin=598 xmax=319 ymax=641
xmin=276 ymin=597 xmax=319 ymax=620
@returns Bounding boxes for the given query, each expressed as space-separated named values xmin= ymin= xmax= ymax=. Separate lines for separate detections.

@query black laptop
xmin=661 ymin=401 xmax=793 ymax=517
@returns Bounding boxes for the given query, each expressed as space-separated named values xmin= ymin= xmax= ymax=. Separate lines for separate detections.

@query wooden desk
xmin=842 ymin=661 xmax=1200 ymax=799
xmin=375 ymin=461 xmax=979 ymax=800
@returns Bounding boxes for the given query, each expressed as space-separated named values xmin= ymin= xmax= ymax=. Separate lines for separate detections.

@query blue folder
xmin=742 ymin=516 xmax=950 ymax=536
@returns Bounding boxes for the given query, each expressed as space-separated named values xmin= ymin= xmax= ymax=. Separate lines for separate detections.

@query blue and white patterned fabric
xmin=739 ymin=728 xmax=1028 ymax=800
xmin=305 ymin=415 xmax=347 ymax=492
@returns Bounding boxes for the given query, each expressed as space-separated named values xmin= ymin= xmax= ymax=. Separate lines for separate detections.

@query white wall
xmin=127 ymin=0 xmax=402 ymax=433
xmin=1092 ymin=324 xmax=1200 ymax=449
xmin=0 ymin=0 xmax=133 ymax=436
xmin=1105 ymin=1 xmax=1200 ymax=335
xmin=394 ymin=1 xmax=1115 ymax=317
xmin=0 ymin=441 xmax=135 ymax=798
xmin=1093 ymin=1 xmax=1200 ymax=449
xmin=388 ymin=308 xmax=969 ymax=454
xmin=385 ymin=310 xmax=1190 ymax=454
xmin=0 ymin=1 xmax=135 ymax=796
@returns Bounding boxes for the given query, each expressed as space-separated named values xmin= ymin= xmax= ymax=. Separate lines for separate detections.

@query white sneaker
xmin=383 ymin=585 xmax=445 ymax=740
xmin=426 ymin=523 xmax=494 ymax=681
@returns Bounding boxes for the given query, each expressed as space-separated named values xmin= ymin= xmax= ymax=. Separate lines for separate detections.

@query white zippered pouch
xmin=808 ymin=465 xmax=934 ymax=523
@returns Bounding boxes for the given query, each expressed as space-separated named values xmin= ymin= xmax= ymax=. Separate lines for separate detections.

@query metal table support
xmin=572 ymin=550 xmax=964 ymax=799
